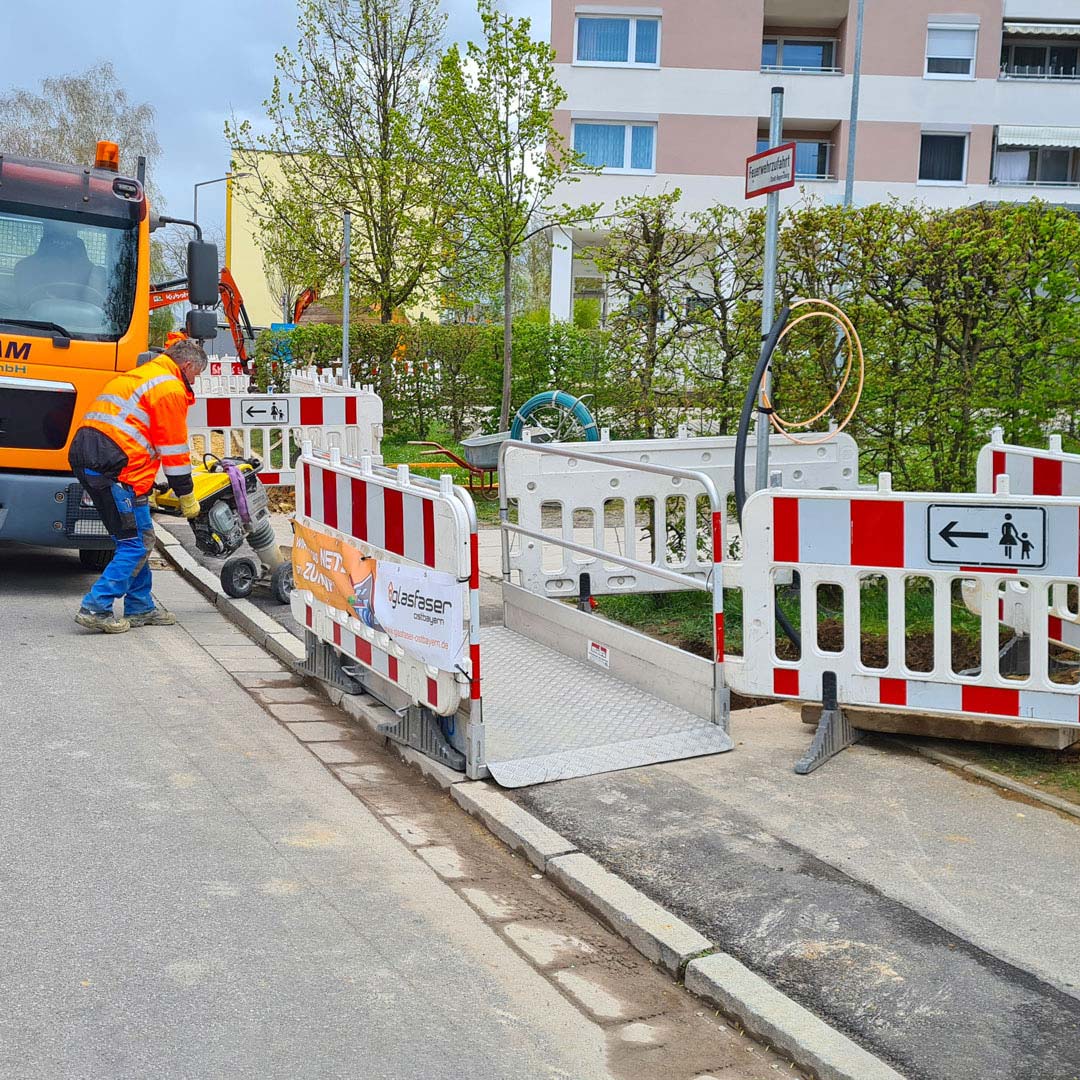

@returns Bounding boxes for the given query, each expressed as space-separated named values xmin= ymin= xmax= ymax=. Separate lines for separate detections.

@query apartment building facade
xmin=548 ymin=0 xmax=1080 ymax=318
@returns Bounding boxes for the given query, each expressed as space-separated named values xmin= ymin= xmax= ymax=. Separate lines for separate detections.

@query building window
xmin=573 ymin=122 xmax=656 ymax=172
xmin=1000 ymin=39 xmax=1079 ymax=80
xmin=925 ymin=26 xmax=978 ymax=78
xmin=575 ymin=16 xmax=660 ymax=66
xmin=761 ymin=37 xmax=838 ymax=73
xmin=918 ymin=133 xmax=968 ymax=184
xmin=757 ymin=138 xmax=833 ymax=180
xmin=994 ymin=145 xmax=1080 ymax=186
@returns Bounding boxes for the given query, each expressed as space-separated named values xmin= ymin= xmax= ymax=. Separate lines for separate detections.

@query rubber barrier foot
xmin=795 ymin=671 xmax=861 ymax=775
xmin=378 ymin=705 xmax=467 ymax=773
xmin=300 ymin=631 xmax=366 ymax=695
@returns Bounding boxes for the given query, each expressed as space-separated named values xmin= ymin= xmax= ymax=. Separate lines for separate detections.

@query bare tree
xmin=0 ymin=62 xmax=162 ymax=202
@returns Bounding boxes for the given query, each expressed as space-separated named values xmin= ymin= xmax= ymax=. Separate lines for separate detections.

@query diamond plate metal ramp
xmin=481 ymin=626 xmax=733 ymax=787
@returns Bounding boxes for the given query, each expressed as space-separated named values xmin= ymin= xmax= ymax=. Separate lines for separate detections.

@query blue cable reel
xmin=510 ymin=390 xmax=600 ymax=443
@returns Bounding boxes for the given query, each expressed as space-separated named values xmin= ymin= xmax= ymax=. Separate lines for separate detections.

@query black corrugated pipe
xmin=734 ymin=304 xmax=801 ymax=652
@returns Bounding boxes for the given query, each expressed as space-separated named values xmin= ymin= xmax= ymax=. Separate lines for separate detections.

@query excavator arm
xmin=148 ymin=267 xmax=256 ymax=365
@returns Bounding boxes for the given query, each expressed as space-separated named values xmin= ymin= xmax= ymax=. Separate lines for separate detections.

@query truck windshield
xmin=0 ymin=205 xmax=137 ymax=341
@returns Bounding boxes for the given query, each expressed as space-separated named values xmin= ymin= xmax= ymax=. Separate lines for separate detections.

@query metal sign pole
xmin=754 ymin=86 xmax=784 ymax=492
xmin=341 ymin=210 xmax=352 ymax=388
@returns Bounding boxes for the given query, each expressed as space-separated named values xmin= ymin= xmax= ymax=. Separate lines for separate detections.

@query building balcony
xmin=1000 ymin=28 xmax=1080 ymax=80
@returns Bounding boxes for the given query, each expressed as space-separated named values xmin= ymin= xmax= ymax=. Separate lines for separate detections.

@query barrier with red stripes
xmin=976 ymin=429 xmax=1080 ymax=498
xmin=974 ymin=430 xmax=1080 ymax=650
xmin=187 ymin=388 xmax=383 ymax=486
xmin=291 ymin=446 xmax=483 ymax=760
xmin=725 ymin=482 xmax=1080 ymax=728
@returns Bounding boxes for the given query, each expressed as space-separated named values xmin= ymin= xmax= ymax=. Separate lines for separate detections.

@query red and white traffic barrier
xmin=292 ymin=446 xmax=482 ymax=736
xmin=726 ymin=482 xmax=1080 ymax=729
xmin=187 ymin=387 xmax=383 ymax=486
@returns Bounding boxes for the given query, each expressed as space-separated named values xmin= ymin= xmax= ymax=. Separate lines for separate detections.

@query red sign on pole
xmin=745 ymin=142 xmax=797 ymax=199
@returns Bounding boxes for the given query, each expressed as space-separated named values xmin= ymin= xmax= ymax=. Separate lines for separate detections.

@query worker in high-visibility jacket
xmin=68 ymin=340 xmax=207 ymax=633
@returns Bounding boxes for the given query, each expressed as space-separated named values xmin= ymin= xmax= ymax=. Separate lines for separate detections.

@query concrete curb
xmin=547 ymin=852 xmax=711 ymax=978
xmin=156 ymin=525 xmax=906 ymax=1080
xmin=890 ymin=737 xmax=1080 ymax=823
xmin=686 ymin=955 xmax=905 ymax=1080
xmin=451 ymin=781 xmax=577 ymax=871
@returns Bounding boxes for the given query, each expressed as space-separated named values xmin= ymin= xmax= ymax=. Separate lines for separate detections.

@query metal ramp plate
xmin=481 ymin=626 xmax=733 ymax=787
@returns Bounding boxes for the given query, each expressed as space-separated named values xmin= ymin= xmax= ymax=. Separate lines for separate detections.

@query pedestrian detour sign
xmin=241 ymin=397 xmax=290 ymax=426
xmin=927 ymin=504 xmax=1046 ymax=568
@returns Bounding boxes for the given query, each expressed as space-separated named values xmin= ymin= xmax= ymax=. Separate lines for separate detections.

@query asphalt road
xmin=518 ymin=712 xmax=1080 ymax=1080
xmin=1 ymin=543 xmax=792 ymax=1080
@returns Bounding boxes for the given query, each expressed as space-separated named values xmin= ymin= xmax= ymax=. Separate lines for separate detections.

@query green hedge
xmin=254 ymin=320 xmax=613 ymax=439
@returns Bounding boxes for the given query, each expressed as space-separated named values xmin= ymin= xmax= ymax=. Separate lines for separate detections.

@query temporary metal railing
xmin=498 ymin=438 xmax=730 ymax=728
xmin=503 ymin=431 xmax=861 ymax=597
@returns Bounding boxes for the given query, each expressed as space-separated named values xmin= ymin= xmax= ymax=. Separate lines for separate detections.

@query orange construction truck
xmin=0 ymin=140 xmax=218 ymax=568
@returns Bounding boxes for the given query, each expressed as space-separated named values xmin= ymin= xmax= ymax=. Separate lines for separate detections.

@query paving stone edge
xmin=157 ymin=525 xmax=907 ymax=1080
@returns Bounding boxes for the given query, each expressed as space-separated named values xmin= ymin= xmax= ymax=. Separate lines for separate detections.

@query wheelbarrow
xmin=408 ymin=432 xmax=506 ymax=500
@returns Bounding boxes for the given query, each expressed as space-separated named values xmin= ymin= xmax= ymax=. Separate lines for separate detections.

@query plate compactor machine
xmin=155 ymin=454 xmax=293 ymax=604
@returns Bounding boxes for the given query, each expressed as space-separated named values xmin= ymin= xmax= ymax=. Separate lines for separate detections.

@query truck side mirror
xmin=185 ymin=309 xmax=218 ymax=341
xmin=187 ymin=241 xmax=219 ymax=306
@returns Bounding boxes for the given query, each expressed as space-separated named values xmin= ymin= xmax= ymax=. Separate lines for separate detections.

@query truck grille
xmin=64 ymin=482 xmax=109 ymax=539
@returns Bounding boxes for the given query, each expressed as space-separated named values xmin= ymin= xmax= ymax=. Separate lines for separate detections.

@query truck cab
xmin=0 ymin=143 xmax=201 ymax=565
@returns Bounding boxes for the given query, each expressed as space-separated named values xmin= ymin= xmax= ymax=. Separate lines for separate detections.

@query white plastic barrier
xmin=193 ymin=372 xmax=250 ymax=396
xmin=292 ymin=447 xmax=484 ymax=772
xmin=503 ymin=431 xmax=862 ymax=596
xmin=188 ymin=388 xmax=384 ymax=486
xmin=726 ymin=482 xmax=1080 ymax=729
xmin=974 ymin=428 xmax=1080 ymax=649
xmin=288 ymin=365 xmax=349 ymax=393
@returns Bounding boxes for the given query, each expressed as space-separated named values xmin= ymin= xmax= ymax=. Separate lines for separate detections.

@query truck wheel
xmin=79 ymin=548 xmax=113 ymax=572
xmin=220 ymin=556 xmax=259 ymax=599
xmin=270 ymin=562 xmax=294 ymax=605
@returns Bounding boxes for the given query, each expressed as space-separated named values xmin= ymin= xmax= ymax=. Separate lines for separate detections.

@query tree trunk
xmin=500 ymin=253 xmax=513 ymax=431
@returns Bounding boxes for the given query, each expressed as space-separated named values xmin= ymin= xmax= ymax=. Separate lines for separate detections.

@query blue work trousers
xmin=81 ymin=482 xmax=156 ymax=617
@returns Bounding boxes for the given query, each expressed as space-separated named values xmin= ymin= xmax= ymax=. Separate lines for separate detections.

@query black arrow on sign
xmin=244 ymin=405 xmax=267 ymax=418
xmin=939 ymin=521 xmax=989 ymax=548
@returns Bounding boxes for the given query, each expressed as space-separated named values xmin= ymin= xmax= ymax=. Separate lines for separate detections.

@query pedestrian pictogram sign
xmin=241 ymin=398 xmax=290 ymax=425
xmin=745 ymin=142 xmax=796 ymax=199
xmin=927 ymin=504 xmax=1046 ymax=568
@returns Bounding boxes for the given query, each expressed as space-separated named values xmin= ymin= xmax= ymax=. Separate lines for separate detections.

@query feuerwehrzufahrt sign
xmin=745 ymin=142 xmax=796 ymax=199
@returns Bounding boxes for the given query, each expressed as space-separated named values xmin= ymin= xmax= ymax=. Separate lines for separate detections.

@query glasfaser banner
xmin=373 ymin=560 xmax=466 ymax=673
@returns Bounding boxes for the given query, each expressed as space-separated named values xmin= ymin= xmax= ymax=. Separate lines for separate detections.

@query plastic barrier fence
xmin=977 ymin=429 xmax=1080 ymax=497
xmin=289 ymin=366 xmax=349 ymax=394
xmin=726 ymin=483 xmax=1080 ymax=728
xmin=503 ymin=431 xmax=861 ymax=597
xmin=975 ymin=429 xmax=1080 ymax=649
xmin=188 ymin=388 xmax=383 ymax=486
xmin=292 ymin=447 xmax=482 ymax=766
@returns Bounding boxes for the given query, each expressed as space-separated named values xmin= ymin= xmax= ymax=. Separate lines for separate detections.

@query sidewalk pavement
xmin=167 ymin=507 xmax=1080 ymax=1079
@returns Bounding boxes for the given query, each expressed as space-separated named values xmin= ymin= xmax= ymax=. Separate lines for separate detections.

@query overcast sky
xmin=2 ymin=0 xmax=548 ymax=240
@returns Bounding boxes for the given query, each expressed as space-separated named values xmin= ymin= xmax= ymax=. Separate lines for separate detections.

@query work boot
xmin=75 ymin=609 xmax=131 ymax=634
xmin=126 ymin=607 xmax=177 ymax=627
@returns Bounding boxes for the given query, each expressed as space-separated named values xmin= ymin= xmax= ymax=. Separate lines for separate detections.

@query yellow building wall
xmin=225 ymin=153 xmax=289 ymax=328
xmin=226 ymin=149 xmax=441 ymax=326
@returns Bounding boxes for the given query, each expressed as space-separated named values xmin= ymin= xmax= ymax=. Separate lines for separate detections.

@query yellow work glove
xmin=179 ymin=492 xmax=201 ymax=519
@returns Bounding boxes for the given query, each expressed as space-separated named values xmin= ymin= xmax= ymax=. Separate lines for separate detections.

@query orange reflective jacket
xmin=79 ymin=355 xmax=194 ymax=496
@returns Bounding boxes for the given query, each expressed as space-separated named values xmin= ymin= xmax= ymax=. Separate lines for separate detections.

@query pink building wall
xmin=859 ymin=0 xmax=1004 ymax=79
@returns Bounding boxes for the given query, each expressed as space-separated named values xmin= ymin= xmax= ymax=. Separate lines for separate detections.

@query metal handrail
xmin=497 ymin=438 xmax=723 ymax=513
xmin=501 ymin=522 xmax=710 ymax=591
xmin=497 ymin=437 xmax=730 ymax=731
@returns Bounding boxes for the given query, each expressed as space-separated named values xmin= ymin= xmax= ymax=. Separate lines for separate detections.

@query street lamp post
xmin=193 ymin=172 xmax=251 ymax=226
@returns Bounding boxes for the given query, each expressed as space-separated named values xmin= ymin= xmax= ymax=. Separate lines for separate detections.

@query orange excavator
xmin=150 ymin=266 xmax=255 ymax=366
